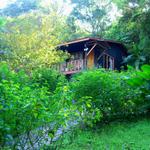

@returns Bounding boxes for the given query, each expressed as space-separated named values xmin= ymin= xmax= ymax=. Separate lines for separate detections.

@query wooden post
xmin=106 ymin=55 xmax=108 ymax=69
xmin=112 ymin=58 xmax=115 ymax=70
xmin=103 ymin=55 xmax=105 ymax=68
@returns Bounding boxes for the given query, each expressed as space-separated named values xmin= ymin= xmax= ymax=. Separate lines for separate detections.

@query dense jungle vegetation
xmin=0 ymin=0 xmax=150 ymax=149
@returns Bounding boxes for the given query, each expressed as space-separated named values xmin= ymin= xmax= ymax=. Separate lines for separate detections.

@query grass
xmin=61 ymin=118 xmax=150 ymax=150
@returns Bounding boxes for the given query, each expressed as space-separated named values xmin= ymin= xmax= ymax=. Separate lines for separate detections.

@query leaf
xmin=34 ymin=112 xmax=38 ymax=118
xmin=0 ymin=105 xmax=3 ymax=110
xmin=48 ymin=133 xmax=54 ymax=138
xmin=64 ymin=113 xmax=68 ymax=117
xmin=128 ymin=77 xmax=142 ymax=86
xmin=87 ymin=103 xmax=91 ymax=108
xmin=141 ymin=65 xmax=150 ymax=73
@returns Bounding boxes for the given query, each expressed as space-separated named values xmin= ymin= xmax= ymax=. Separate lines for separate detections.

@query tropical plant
xmin=0 ymin=12 xmax=69 ymax=72
xmin=0 ymin=63 xmax=67 ymax=149
xmin=70 ymin=68 xmax=149 ymax=121
xmin=128 ymin=65 xmax=150 ymax=110
xmin=105 ymin=0 xmax=150 ymax=68
xmin=68 ymin=0 xmax=112 ymax=36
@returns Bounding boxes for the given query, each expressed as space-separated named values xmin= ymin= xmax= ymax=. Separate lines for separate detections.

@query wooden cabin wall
xmin=59 ymin=41 xmax=128 ymax=72
xmin=94 ymin=43 xmax=127 ymax=70
xmin=105 ymin=43 xmax=127 ymax=70
xmin=87 ymin=50 xmax=94 ymax=69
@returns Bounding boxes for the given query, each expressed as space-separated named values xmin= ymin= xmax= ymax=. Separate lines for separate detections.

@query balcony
xmin=53 ymin=59 xmax=86 ymax=75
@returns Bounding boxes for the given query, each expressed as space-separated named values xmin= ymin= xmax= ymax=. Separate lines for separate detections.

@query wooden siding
xmin=87 ymin=50 xmax=94 ymax=69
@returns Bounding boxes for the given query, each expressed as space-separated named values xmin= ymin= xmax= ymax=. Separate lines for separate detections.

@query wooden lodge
xmin=55 ymin=37 xmax=128 ymax=75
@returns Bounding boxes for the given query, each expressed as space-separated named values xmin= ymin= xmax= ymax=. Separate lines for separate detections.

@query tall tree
xmin=68 ymin=0 xmax=112 ymax=36
xmin=0 ymin=0 xmax=40 ymax=17
xmin=113 ymin=0 xmax=150 ymax=9
xmin=105 ymin=0 xmax=150 ymax=68
xmin=0 ymin=11 xmax=70 ymax=72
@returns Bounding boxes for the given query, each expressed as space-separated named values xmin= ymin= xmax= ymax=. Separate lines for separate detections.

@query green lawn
xmin=62 ymin=118 xmax=150 ymax=150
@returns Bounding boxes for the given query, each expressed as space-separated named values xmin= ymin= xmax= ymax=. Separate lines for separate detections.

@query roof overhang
xmin=58 ymin=37 xmax=124 ymax=47
xmin=57 ymin=37 xmax=128 ymax=55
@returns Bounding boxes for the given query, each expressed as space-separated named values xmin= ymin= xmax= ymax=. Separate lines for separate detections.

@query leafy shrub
xmin=128 ymin=65 xmax=150 ymax=111
xmin=70 ymin=68 xmax=149 ymax=122
xmin=0 ymin=80 xmax=49 ymax=146
xmin=0 ymin=63 xmax=68 ymax=149
xmin=0 ymin=62 xmax=94 ymax=149
xmin=0 ymin=61 xmax=149 ymax=149
xmin=31 ymin=67 xmax=66 ymax=92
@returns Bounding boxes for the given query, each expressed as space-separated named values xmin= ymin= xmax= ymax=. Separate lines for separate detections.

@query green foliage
xmin=128 ymin=65 xmax=150 ymax=87
xmin=0 ymin=63 xmax=68 ymax=149
xmin=0 ymin=80 xmax=49 ymax=145
xmin=105 ymin=1 xmax=150 ymax=67
xmin=0 ymin=0 xmax=40 ymax=17
xmin=0 ymin=62 xmax=149 ymax=149
xmin=0 ymin=6 xmax=76 ymax=72
xmin=31 ymin=67 xmax=66 ymax=92
xmin=0 ymin=18 xmax=6 ymax=28
xmin=52 ymin=82 xmax=101 ymax=128
xmin=128 ymin=65 xmax=150 ymax=108
xmin=23 ymin=65 xmax=150 ymax=149
xmin=0 ymin=62 xmax=101 ymax=149
xmin=0 ymin=1 xmax=150 ymax=148
xmin=70 ymin=68 xmax=149 ymax=120
xmin=61 ymin=118 xmax=150 ymax=149
xmin=69 ymin=0 xmax=112 ymax=36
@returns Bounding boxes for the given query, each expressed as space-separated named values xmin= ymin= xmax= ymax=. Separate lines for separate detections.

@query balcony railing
xmin=53 ymin=59 xmax=86 ymax=75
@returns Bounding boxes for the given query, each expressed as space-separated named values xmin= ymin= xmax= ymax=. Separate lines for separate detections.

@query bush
xmin=0 ymin=63 xmax=68 ymax=149
xmin=31 ymin=67 xmax=66 ymax=92
xmin=0 ymin=61 xmax=149 ymax=149
xmin=70 ymin=67 xmax=149 ymax=122
xmin=128 ymin=65 xmax=150 ymax=111
xmin=0 ymin=80 xmax=49 ymax=146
